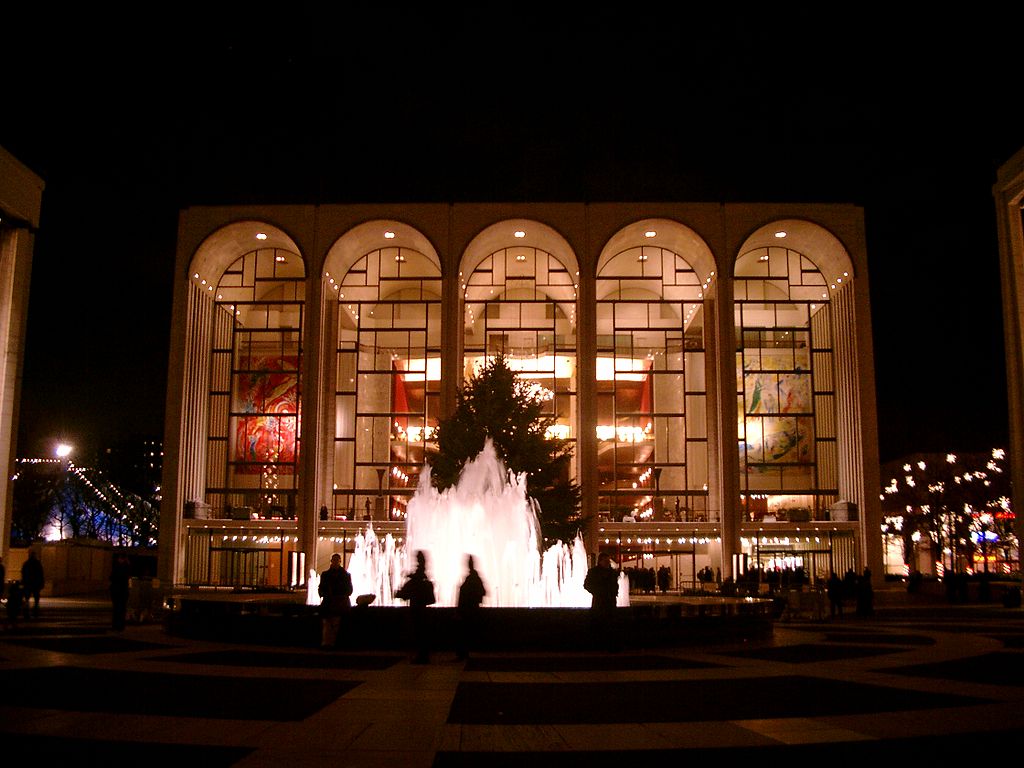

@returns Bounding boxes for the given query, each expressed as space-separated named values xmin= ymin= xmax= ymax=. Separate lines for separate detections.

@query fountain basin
xmin=166 ymin=592 xmax=775 ymax=650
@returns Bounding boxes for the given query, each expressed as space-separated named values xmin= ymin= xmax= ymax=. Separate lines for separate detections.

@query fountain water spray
xmin=310 ymin=439 xmax=628 ymax=608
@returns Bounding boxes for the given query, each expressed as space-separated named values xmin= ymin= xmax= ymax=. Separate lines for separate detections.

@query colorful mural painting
xmin=740 ymin=349 xmax=814 ymax=469
xmin=233 ymin=356 xmax=300 ymax=471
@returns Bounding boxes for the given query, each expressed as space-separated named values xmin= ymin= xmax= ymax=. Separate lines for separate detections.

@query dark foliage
xmin=427 ymin=356 xmax=581 ymax=541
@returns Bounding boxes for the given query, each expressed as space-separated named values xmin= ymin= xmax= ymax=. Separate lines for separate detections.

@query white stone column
xmin=0 ymin=226 xmax=34 ymax=560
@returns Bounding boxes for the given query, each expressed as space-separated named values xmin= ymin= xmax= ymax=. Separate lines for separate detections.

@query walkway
xmin=1 ymin=588 xmax=1021 ymax=766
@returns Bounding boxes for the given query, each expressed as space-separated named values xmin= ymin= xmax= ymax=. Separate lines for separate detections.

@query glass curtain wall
xmin=332 ymin=247 xmax=441 ymax=520
xmin=463 ymin=245 xmax=577 ymax=465
xmin=205 ymin=248 xmax=304 ymax=519
xmin=734 ymin=246 xmax=838 ymax=522
xmin=596 ymin=245 xmax=709 ymax=522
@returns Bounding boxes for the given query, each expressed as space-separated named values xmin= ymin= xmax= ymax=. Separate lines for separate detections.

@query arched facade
xmin=595 ymin=220 xmax=715 ymax=525
xmin=732 ymin=221 xmax=868 ymax=577
xmin=160 ymin=203 xmax=881 ymax=593
xmin=460 ymin=221 xmax=580 ymax=478
xmin=323 ymin=221 xmax=443 ymax=521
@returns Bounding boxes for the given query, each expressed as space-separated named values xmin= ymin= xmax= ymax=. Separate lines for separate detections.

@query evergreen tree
xmin=428 ymin=355 xmax=581 ymax=542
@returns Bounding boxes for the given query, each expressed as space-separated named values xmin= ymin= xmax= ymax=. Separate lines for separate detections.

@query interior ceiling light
xmin=256 ymin=233 xmax=268 ymax=240
xmin=515 ymin=254 xmax=527 ymax=262
xmin=637 ymin=253 xmax=648 ymax=261
xmin=395 ymin=253 xmax=406 ymax=261
xmin=275 ymin=255 xmax=286 ymax=262
xmin=759 ymin=254 xmax=769 ymax=262
xmin=774 ymin=231 xmax=786 ymax=238
xmin=514 ymin=230 xmax=526 ymax=238
xmin=644 ymin=230 xmax=656 ymax=238
xmin=384 ymin=231 xmax=396 ymax=239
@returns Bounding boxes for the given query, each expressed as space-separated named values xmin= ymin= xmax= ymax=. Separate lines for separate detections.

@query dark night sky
xmin=2 ymin=8 xmax=1020 ymax=464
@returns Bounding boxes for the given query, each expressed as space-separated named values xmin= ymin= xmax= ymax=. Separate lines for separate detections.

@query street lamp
xmin=55 ymin=443 xmax=72 ymax=459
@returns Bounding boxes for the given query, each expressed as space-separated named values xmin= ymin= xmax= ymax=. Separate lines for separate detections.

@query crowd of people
xmin=826 ymin=567 xmax=875 ymax=617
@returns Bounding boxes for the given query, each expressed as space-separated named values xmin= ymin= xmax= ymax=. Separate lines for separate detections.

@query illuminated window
xmin=333 ymin=247 xmax=441 ymax=520
xmin=734 ymin=246 xmax=837 ymax=522
xmin=206 ymin=248 xmax=304 ymax=519
xmin=463 ymin=245 xmax=577 ymax=470
xmin=597 ymin=245 xmax=709 ymax=522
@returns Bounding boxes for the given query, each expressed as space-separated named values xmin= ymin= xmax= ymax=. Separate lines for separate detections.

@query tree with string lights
xmin=881 ymin=449 xmax=1015 ymax=575
xmin=11 ymin=458 xmax=160 ymax=548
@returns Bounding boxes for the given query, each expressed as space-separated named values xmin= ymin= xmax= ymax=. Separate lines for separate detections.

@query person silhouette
xmin=396 ymin=551 xmax=436 ymax=663
xmin=584 ymin=552 xmax=620 ymax=651
xmin=456 ymin=555 xmax=486 ymax=661
xmin=110 ymin=552 xmax=132 ymax=630
xmin=318 ymin=553 xmax=353 ymax=649
xmin=21 ymin=549 xmax=44 ymax=618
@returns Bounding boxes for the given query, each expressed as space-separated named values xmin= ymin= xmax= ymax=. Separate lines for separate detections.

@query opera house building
xmin=159 ymin=203 xmax=882 ymax=590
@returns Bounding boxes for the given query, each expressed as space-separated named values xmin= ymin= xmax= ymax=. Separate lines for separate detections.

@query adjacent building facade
xmin=159 ymin=203 xmax=882 ymax=589
xmin=995 ymin=148 xmax=1024 ymax=564
xmin=0 ymin=146 xmax=44 ymax=561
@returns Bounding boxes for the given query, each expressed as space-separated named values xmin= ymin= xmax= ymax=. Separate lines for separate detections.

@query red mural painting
xmin=233 ymin=356 xmax=300 ymax=472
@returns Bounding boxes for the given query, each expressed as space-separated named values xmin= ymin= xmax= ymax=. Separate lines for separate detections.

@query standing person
xmin=843 ymin=567 xmax=857 ymax=604
xmin=3 ymin=581 xmax=23 ymax=631
xmin=455 ymin=555 xmax=486 ymax=661
xmin=856 ymin=567 xmax=874 ymax=617
xmin=110 ymin=552 xmax=132 ymax=631
xmin=827 ymin=571 xmax=844 ymax=619
xmin=396 ymin=550 xmax=435 ymax=663
xmin=317 ymin=553 xmax=353 ymax=649
xmin=584 ymin=552 xmax=620 ymax=651
xmin=21 ymin=549 xmax=44 ymax=618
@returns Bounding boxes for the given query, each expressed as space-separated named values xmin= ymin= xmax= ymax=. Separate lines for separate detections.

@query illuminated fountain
xmin=309 ymin=439 xmax=628 ymax=608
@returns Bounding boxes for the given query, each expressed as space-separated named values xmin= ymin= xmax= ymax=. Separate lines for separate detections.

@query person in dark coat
xmin=21 ymin=550 xmax=44 ymax=618
xmin=4 ymin=581 xmax=24 ymax=631
xmin=827 ymin=571 xmax=844 ymax=618
xmin=455 ymin=555 xmax=486 ymax=661
xmin=396 ymin=550 xmax=435 ymax=663
xmin=110 ymin=552 xmax=132 ymax=630
xmin=856 ymin=567 xmax=874 ymax=616
xmin=584 ymin=552 xmax=620 ymax=650
xmin=318 ymin=553 xmax=353 ymax=649
xmin=657 ymin=565 xmax=670 ymax=594
xmin=843 ymin=567 xmax=857 ymax=604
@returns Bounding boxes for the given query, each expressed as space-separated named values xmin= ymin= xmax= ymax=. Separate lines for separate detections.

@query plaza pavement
xmin=0 ymin=586 xmax=1021 ymax=766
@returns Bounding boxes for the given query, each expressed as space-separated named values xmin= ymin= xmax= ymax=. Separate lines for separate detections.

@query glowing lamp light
xmin=513 ymin=230 xmax=526 ymax=238
xmin=55 ymin=443 xmax=72 ymax=458
xmin=774 ymin=231 xmax=786 ymax=238
xmin=384 ymin=231 xmax=396 ymax=239
xmin=255 ymin=233 xmax=268 ymax=240
xmin=644 ymin=230 xmax=657 ymax=238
